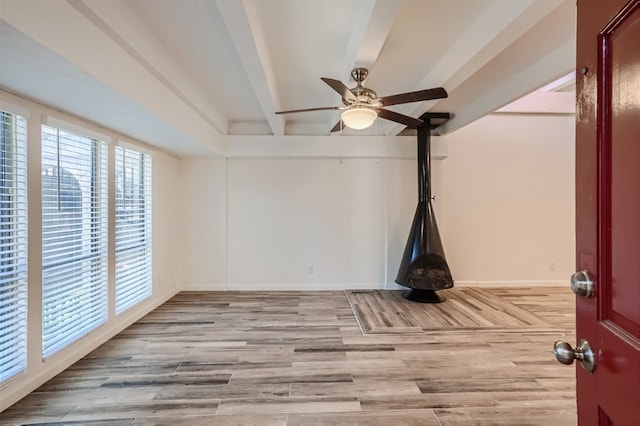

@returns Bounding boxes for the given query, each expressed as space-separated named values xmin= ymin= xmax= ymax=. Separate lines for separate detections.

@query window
xmin=115 ymin=146 xmax=152 ymax=314
xmin=0 ymin=110 xmax=28 ymax=384
xmin=41 ymin=125 xmax=108 ymax=358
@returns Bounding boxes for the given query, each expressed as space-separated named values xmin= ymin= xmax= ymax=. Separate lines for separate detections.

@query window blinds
xmin=41 ymin=124 xmax=108 ymax=358
xmin=0 ymin=111 xmax=28 ymax=384
xmin=115 ymin=146 xmax=152 ymax=314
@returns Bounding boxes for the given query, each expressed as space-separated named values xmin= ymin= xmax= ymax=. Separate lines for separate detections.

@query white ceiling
xmin=0 ymin=0 xmax=576 ymax=157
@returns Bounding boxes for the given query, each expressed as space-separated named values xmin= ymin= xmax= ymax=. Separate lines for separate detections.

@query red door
xmin=574 ymin=0 xmax=640 ymax=423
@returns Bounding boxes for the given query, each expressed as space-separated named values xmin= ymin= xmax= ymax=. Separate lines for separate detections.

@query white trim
xmin=182 ymin=280 xmax=568 ymax=291
xmin=115 ymin=138 xmax=155 ymax=156
xmin=224 ymin=158 xmax=229 ymax=291
xmin=453 ymin=281 xmax=479 ymax=287
xmin=0 ymin=99 xmax=31 ymax=118
xmin=42 ymin=115 xmax=112 ymax=144
xmin=382 ymin=160 xmax=390 ymax=289
xmin=180 ymin=283 xmax=230 ymax=292
xmin=224 ymin=135 xmax=449 ymax=160
xmin=455 ymin=280 xmax=567 ymax=288
xmin=225 ymin=283 xmax=386 ymax=291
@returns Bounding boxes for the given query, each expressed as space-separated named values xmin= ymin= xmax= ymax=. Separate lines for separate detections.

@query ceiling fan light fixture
xmin=341 ymin=107 xmax=377 ymax=130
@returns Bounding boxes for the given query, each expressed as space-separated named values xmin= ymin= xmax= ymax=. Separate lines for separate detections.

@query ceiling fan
xmin=275 ymin=68 xmax=448 ymax=132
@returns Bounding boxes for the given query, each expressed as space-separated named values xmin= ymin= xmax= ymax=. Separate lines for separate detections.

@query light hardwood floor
xmin=1 ymin=287 xmax=576 ymax=425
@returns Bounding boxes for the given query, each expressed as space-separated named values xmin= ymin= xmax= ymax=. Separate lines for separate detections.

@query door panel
xmin=576 ymin=0 xmax=640 ymax=423
xmin=606 ymin=6 xmax=640 ymax=337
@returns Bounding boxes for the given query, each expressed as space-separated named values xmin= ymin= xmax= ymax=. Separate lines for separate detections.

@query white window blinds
xmin=115 ymin=146 xmax=152 ymax=314
xmin=41 ymin=124 xmax=108 ymax=358
xmin=0 ymin=111 xmax=28 ymax=384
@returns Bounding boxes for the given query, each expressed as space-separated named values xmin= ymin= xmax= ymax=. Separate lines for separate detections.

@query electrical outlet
xmin=308 ymin=265 xmax=314 ymax=274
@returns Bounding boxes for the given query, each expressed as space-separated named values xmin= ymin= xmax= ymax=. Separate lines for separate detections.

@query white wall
xmin=385 ymin=158 xmax=418 ymax=287
xmin=181 ymin=156 xmax=419 ymax=290
xmin=180 ymin=157 xmax=228 ymax=289
xmin=441 ymin=113 xmax=575 ymax=286
xmin=153 ymin=151 xmax=185 ymax=293
xmin=180 ymin=114 xmax=575 ymax=291
xmin=227 ymin=158 xmax=389 ymax=290
xmin=0 ymin=90 xmax=183 ymax=411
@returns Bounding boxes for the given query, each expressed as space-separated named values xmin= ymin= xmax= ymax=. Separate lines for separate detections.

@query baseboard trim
xmin=183 ymin=283 xmax=387 ymax=291
xmin=182 ymin=281 xmax=568 ymax=291
xmin=455 ymin=280 xmax=567 ymax=288
xmin=181 ymin=283 xmax=229 ymax=291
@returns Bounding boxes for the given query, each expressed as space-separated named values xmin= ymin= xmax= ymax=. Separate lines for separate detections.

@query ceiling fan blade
xmin=275 ymin=106 xmax=341 ymax=114
xmin=376 ymin=108 xmax=423 ymax=128
xmin=378 ymin=87 xmax=448 ymax=107
xmin=330 ymin=120 xmax=343 ymax=133
xmin=321 ymin=77 xmax=358 ymax=102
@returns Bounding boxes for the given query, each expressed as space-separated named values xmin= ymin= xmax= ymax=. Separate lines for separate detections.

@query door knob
xmin=571 ymin=270 xmax=594 ymax=298
xmin=553 ymin=339 xmax=595 ymax=373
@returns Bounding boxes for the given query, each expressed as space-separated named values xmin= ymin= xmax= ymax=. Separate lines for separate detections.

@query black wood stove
xmin=395 ymin=113 xmax=454 ymax=303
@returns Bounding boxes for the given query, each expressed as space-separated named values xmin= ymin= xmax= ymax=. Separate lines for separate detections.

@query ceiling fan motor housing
xmin=351 ymin=67 xmax=369 ymax=83
xmin=344 ymin=68 xmax=378 ymax=106
xmin=346 ymin=87 xmax=379 ymax=106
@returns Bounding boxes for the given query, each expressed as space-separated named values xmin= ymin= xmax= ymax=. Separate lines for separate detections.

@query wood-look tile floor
xmin=346 ymin=287 xmax=564 ymax=333
xmin=1 ymin=288 xmax=576 ymax=425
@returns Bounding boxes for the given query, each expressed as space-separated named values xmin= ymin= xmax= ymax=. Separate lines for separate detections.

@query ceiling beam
xmin=0 ymin=0 xmax=227 ymax=154
xmin=71 ymin=0 xmax=229 ymax=135
xmin=352 ymin=0 xmax=405 ymax=69
xmin=225 ymin=134 xmax=448 ymax=160
xmin=438 ymin=36 xmax=574 ymax=135
xmin=327 ymin=0 xmax=404 ymax=131
xmin=387 ymin=0 xmax=569 ymax=136
xmin=215 ymin=0 xmax=285 ymax=136
xmin=437 ymin=0 xmax=575 ymax=135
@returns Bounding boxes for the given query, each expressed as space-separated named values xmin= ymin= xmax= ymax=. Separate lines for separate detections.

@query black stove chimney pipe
xmin=395 ymin=114 xmax=453 ymax=303
xmin=417 ymin=122 xmax=430 ymax=202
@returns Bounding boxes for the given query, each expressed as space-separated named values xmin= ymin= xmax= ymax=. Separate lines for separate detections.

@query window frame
xmin=114 ymin=145 xmax=152 ymax=315
xmin=0 ymin=109 xmax=28 ymax=384
xmin=40 ymin=124 xmax=109 ymax=358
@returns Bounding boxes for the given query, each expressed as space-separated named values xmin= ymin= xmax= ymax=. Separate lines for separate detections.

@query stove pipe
xmin=395 ymin=120 xmax=453 ymax=303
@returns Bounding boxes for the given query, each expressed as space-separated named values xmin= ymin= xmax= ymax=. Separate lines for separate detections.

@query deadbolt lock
xmin=570 ymin=270 xmax=594 ymax=298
